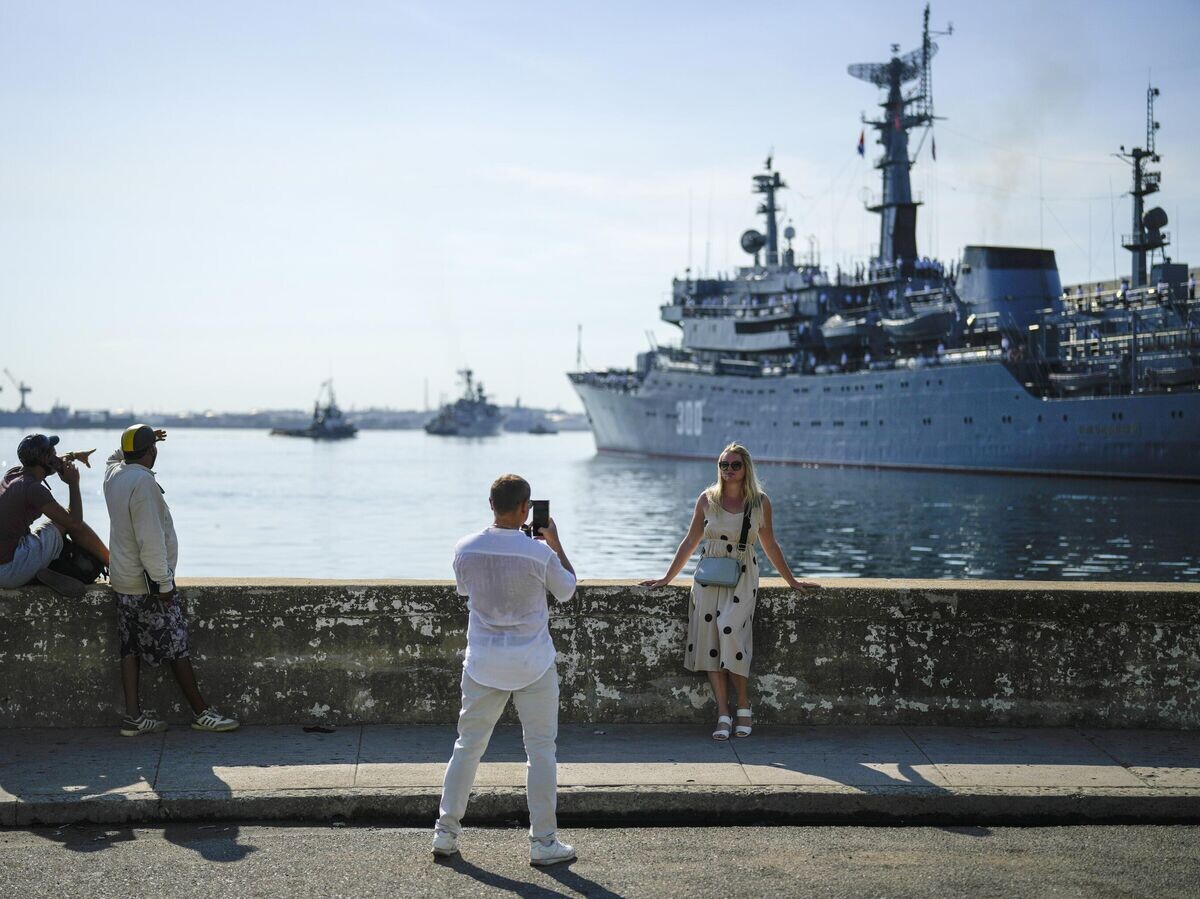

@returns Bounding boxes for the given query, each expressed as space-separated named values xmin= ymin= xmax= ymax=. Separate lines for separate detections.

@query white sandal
xmin=734 ymin=708 xmax=753 ymax=738
xmin=712 ymin=714 xmax=732 ymax=741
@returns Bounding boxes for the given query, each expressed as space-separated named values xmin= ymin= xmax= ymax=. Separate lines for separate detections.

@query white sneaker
xmin=192 ymin=707 xmax=239 ymax=732
xmin=530 ymin=837 xmax=576 ymax=867
xmin=431 ymin=830 xmax=460 ymax=858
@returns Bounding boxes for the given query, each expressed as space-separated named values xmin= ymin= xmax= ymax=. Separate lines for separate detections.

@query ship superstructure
xmin=569 ymin=5 xmax=1200 ymax=481
xmin=271 ymin=380 xmax=358 ymax=440
xmin=425 ymin=369 xmax=503 ymax=437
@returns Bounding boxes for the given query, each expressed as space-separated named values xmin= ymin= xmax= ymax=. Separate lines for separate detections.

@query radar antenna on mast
xmin=846 ymin=3 xmax=951 ymax=268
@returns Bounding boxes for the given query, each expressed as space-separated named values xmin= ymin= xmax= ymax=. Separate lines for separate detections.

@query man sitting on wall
xmin=0 ymin=433 xmax=110 ymax=597
xmin=432 ymin=474 xmax=578 ymax=866
xmin=104 ymin=424 xmax=239 ymax=737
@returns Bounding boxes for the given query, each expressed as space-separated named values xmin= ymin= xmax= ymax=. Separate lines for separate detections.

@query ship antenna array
xmin=1146 ymin=83 xmax=1160 ymax=156
xmin=916 ymin=3 xmax=953 ymax=121
xmin=1115 ymin=84 xmax=1166 ymax=288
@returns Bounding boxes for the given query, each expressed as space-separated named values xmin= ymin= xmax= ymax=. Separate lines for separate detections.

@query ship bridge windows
xmin=1170 ymin=410 xmax=1185 ymax=419
xmin=963 ymin=416 xmax=974 ymax=424
xmin=922 ymin=417 xmax=933 ymax=425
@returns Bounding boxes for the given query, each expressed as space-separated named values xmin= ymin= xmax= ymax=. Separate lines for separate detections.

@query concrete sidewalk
xmin=1 ymin=724 xmax=1198 ymax=827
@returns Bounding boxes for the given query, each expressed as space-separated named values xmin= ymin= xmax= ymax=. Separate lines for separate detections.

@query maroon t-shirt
xmin=0 ymin=467 xmax=54 ymax=564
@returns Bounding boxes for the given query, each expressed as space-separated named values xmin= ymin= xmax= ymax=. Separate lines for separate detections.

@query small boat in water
xmin=528 ymin=421 xmax=558 ymax=435
xmin=271 ymin=380 xmax=358 ymax=440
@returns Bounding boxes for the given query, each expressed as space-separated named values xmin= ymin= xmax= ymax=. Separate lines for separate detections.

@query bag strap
xmin=736 ymin=502 xmax=752 ymax=551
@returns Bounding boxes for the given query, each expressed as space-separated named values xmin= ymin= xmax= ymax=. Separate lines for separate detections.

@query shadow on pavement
xmin=435 ymin=854 xmax=566 ymax=898
xmin=0 ymin=726 xmax=256 ymax=862
xmin=538 ymin=860 xmax=626 ymax=898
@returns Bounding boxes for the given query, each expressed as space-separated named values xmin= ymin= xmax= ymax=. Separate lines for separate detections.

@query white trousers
xmin=436 ymin=664 xmax=559 ymax=842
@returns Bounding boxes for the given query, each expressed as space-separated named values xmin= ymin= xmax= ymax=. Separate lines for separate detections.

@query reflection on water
xmin=2 ymin=428 xmax=1197 ymax=580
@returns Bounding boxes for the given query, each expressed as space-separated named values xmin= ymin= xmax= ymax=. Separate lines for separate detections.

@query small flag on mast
xmin=856 ymin=130 xmax=865 ymax=157
xmin=932 ymin=135 xmax=937 ymax=161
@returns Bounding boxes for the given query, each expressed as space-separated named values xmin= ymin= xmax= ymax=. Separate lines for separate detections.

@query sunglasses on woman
xmin=718 ymin=460 xmax=744 ymax=471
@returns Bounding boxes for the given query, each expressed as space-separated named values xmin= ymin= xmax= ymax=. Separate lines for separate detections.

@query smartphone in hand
xmin=530 ymin=500 xmax=550 ymax=538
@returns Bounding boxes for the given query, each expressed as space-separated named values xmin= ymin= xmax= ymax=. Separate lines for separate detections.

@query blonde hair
xmin=705 ymin=443 xmax=763 ymax=510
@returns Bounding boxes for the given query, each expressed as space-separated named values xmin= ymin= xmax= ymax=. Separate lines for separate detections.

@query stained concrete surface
xmin=4 ymin=579 xmax=1199 ymax=729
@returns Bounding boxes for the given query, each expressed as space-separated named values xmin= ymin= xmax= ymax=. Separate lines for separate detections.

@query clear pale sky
xmin=2 ymin=1 xmax=1198 ymax=414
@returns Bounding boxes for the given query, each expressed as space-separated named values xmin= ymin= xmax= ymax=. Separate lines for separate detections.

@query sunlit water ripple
xmin=3 ymin=427 xmax=1197 ymax=581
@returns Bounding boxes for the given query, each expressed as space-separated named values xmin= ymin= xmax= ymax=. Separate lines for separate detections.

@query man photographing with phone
xmin=432 ymin=474 xmax=577 ymax=866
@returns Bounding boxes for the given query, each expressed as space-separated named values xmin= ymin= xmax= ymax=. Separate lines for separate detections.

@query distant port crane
xmin=3 ymin=369 xmax=32 ymax=413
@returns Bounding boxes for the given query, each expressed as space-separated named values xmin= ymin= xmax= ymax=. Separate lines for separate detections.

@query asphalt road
xmin=2 ymin=823 xmax=1198 ymax=898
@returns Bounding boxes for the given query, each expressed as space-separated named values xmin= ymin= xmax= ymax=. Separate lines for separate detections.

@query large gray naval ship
xmin=569 ymin=6 xmax=1200 ymax=481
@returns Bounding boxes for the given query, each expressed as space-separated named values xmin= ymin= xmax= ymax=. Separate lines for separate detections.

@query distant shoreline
xmin=0 ymin=405 xmax=591 ymax=433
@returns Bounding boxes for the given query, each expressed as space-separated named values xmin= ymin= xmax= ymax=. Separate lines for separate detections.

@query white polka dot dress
xmin=684 ymin=500 xmax=762 ymax=677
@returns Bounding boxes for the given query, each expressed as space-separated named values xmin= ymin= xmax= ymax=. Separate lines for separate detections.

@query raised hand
xmin=58 ymin=459 xmax=81 ymax=486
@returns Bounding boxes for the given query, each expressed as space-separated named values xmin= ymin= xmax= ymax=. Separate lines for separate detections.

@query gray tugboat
xmin=425 ymin=369 xmax=503 ymax=437
xmin=271 ymin=380 xmax=358 ymax=440
xmin=569 ymin=5 xmax=1200 ymax=481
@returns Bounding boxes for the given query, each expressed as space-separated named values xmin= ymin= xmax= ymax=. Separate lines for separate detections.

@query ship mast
xmin=754 ymin=156 xmax=785 ymax=267
xmin=848 ymin=3 xmax=951 ymax=271
xmin=1117 ymin=85 xmax=1168 ymax=288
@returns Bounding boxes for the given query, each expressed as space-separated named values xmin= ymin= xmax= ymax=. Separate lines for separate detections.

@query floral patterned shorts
xmin=116 ymin=592 xmax=190 ymax=666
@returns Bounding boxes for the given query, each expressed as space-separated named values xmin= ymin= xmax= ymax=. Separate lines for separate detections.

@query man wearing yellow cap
xmin=104 ymin=425 xmax=239 ymax=737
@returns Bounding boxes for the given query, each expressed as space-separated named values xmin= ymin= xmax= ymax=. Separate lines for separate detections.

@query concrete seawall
xmin=1 ymin=579 xmax=1197 ymax=729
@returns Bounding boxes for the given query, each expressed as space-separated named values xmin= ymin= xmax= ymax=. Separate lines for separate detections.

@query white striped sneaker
xmin=431 ymin=830 xmax=460 ymax=858
xmin=119 ymin=711 xmax=168 ymax=737
xmin=192 ymin=707 xmax=239 ymax=732
xmin=530 ymin=837 xmax=576 ymax=867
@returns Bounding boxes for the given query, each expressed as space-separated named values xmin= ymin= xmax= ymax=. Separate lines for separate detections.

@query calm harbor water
xmin=3 ymin=427 xmax=1198 ymax=581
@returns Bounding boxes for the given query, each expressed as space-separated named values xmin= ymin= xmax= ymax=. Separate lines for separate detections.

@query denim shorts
xmin=0 ymin=521 xmax=63 ymax=589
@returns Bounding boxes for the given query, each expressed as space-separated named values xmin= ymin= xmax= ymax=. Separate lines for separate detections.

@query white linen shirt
xmin=103 ymin=451 xmax=178 ymax=595
xmin=452 ymin=526 xmax=577 ymax=691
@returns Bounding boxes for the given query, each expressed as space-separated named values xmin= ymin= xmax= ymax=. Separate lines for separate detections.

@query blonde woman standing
xmin=640 ymin=443 xmax=817 ymax=740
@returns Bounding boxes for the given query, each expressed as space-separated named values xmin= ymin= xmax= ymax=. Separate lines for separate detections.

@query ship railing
xmin=665 ymin=299 xmax=797 ymax=320
xmin=1121 ymin=231 xmax=1170 ymax=249
xmin=864 ymin=190 xmax=923 ymax=210
xmin=1062 ymin=283 xmax=1186 ymax=314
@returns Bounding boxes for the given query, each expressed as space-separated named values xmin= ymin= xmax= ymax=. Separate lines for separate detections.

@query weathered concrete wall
xmin=1 ymin=579 xmax=1197 ymax=729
